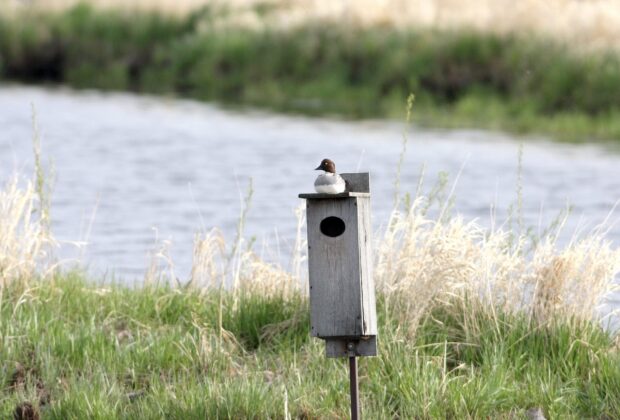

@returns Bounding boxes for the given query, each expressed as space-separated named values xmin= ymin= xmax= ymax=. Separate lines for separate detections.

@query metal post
xmin=349 ymin=356 xmax=359 ymax=420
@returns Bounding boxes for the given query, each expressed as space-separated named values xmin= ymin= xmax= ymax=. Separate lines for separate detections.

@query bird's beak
xmin=314 ymin=165 xmax=322 ymax=170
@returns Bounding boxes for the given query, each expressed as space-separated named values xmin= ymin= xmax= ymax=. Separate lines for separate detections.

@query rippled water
xmin=1 ymin=85 xmax=619 ymax=282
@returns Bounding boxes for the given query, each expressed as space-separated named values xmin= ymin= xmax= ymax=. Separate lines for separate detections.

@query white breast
xmin=314 ymin=173 xmax=346 ymax=194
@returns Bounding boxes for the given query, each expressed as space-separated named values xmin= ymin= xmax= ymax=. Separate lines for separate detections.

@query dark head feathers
xmin=315 ymin=158 xmax=337 ymax=174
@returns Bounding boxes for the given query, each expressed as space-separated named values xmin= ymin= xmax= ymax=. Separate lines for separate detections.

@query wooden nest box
xmin=299 ymin=173 xmax=378 ymax=358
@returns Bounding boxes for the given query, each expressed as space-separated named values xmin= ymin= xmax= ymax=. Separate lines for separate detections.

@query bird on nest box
xmin=314 ymin=158 xmax=346 ymax=194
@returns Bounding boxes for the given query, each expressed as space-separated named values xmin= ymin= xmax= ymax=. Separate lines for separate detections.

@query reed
xmin=376 ymin=196 xmax=620 ymax=334
xmin=0 ymin=177 xmax=48 ymax=285
xmin=0 ymin=116 xmax=56 ymax=287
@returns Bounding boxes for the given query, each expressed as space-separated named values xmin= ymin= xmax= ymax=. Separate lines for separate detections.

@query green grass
xmin=1 ymin=273 xmax=619 ymax=418
xmin=2 ymin=4 xmax=620 ymax=141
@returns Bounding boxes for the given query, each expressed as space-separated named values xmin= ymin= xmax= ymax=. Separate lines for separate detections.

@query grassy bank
xmin=2 ymin=117 xmax=620 ymax=417
xmin=2 ymin=172 xmax=620 ymax=419
xmin=2 ymin=5 xmax=620 ymax=141
xmin=2 ymin=274 xmax=620 ymax=419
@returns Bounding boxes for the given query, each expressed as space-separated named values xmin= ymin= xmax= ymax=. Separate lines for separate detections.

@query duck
xmin=314 ymin=158 xmax=346 ymax=194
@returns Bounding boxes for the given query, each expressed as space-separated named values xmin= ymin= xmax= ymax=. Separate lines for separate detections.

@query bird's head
xmin=315 ymin=158 xmax=337 ymax=174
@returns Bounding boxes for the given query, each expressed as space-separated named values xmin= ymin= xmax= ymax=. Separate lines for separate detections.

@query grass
xmin=0 ymin=107 xmax=55 ymax=288
xmin=1 ymin=156 xmax=620 ymax=418
xmin=1 ymin=103 xmax=620 ymax=417
xmin=2 ymin=5 xmax=620 ymax=141
xmin=2 ymin=274 xmax=620 ymax=419
xmin=0 ymin=178 xmax=55 ymax=286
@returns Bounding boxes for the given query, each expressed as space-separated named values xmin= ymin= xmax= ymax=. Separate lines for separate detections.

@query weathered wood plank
xmin=341 ymin=173 xmax=370 ymax=193
xmin=357 ymin=196 xmax=377 ymax=336
xmin=306 ymin=198 xmax=363 ymax=338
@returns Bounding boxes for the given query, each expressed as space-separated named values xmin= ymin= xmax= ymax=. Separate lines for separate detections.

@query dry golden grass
xmin=188 ymin=210 xmax=304 ymax=300
xmin=375 ymin=196 xmax=620 ymax=335
xmin=0 ymin=177 xmax=56 ymax=286
xmin=4 ymin=0 xmax=620 ymax=50
xmin=178 ymin=179 xmax=620 ymax=336
xmin=187 ymin=96 xmax=620 ymax=335
xmin=1 ymin=113 xmax=57 ymax=287
xmin=2 ymin=121 xmax=619 ymax=334
xmin=3 ymin=161 xmax=619 ymax=333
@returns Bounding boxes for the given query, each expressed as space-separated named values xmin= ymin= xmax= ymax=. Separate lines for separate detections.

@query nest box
xmin=299 ymin=173 xmax=378 ymax=358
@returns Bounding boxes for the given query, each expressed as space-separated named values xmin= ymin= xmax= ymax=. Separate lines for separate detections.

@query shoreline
xmin=1 ymin=5 xmax=620 ymax=142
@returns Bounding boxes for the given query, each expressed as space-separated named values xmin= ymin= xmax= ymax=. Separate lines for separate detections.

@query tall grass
xmin=0 ymin=177 xmax=52 ymax=285
xmin=2 ymin=123 xmax=620 ymax=417
xmin=376 ymin=196 xmax=620 ymax=333
xmin=0 ymin=115 xmax=56 ymax=286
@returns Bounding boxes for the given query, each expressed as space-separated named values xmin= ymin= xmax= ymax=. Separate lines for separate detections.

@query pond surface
xmin=1 ymin=85 xmax=619 ymax=283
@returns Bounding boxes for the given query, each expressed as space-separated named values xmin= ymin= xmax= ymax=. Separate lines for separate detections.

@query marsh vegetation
xmin=1 ymin=4 xmax=620 ymax=140
xmin=1 ymin=135 xmax=620 ymax=417
xmin=2 ymin=2 xmax=620 ymax=417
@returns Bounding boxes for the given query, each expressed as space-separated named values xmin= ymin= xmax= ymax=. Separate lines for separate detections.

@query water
xmin=1 ymin=85 xmax=619 ymax=282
